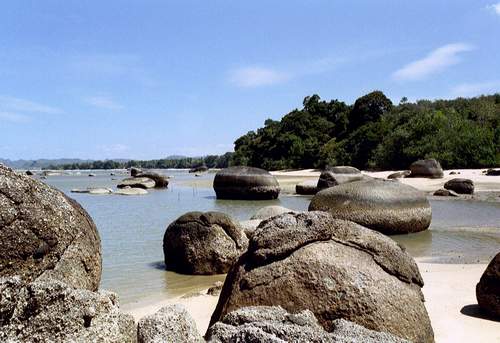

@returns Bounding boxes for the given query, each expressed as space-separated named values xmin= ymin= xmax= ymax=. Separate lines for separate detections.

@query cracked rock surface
xmin=0 ymin=164 xmax=101 ymax=291
xmin=163 ymin=211 xmax=249 ymax=274
xmin=0 ymin=277 xmax=136 ymax=343
xmin=206 ymin=306 xmax=409 ymax=343
xmin=209 ymin=212 xmax=434 ymax=343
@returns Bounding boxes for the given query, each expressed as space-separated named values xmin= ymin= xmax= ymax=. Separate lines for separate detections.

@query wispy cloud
xmin=487 ymin=2 xmax=500 ymax=15
xmin=451 ymin=80 xmax=500 ymax=97
xmin=392 ymin=43 xmax=474 ymax=81
xmin=0 ymin=111 xmax=31 ymax=123
xmin=0 ymin=95 xmax=63 ymax=114
xmin=84 ymin=96 xmax=124 ymax=111
xmin=229 ymin=67 xmax=291 ymax=87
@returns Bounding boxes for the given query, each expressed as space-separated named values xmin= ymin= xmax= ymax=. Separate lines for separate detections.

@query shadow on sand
xmin=460 ymin=304 xmax=500 ymax=322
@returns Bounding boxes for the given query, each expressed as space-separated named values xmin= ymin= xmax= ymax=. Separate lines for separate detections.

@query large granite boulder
xmin=250 ymin=206 xmax=295 ymax=220
xmin=135 ymin=171 xmax=169 ymax=188
xmin=476 ymin=252 xmax=500 ymax=318
xmin=0 ymin=164 xmax=101 ymax=291
xmin=295 ymin=179 xmax=318 ymax=195
xmin=213 ymin=167 xmax=280 ymax=200
xmin=409 ymin=159 xmax=443 ymax=178
xmin=163 ymin=212 xmax=249 ymax=274
xmin=117 ymin=177 xmax=155 ymax=189
xmin=209 ymin=212 xmax=433 ymax=343
xmin=0 ymin=277 xmax=136 ymax=343
xmin=206 ymin=306 xmax=408 ymax=343
xmin=137 ymin=305 xmax=203 ymax=343
xmin=444 ymin=178 xmax=474 ymax=195
xmin=309 ymin=178 xmax=431 ymax=234
xmin=317 ymin=170 xmax=368 ymax=190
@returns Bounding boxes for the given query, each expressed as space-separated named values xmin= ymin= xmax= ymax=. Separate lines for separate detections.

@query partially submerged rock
xmin=130 ymin=167 xmax=142 ymax=177
xmin=444 ymin=178 xmax=474 ymax=194
xmin=137 ymin=304 xmax=203 ymax=343
xmin=250 ymin=206 xmax=295 ymax=220
xmin=163 ymin=212 xmax=249 ymax=274
xmin=206 ymin=306 xmax=409 ymax=343
xmin=135 ymin=171 xmax=169 ymax=188
xmin=210 ymin=212 xmax=433 ymax=343
xmin=476 ymin=252 xmax=500 ymax=318
xmin=433 ymin=189 xmax=459 ymax=197
xmin=71 ymin=187 xmax=113 ymax=195
xmin=409 ymin=159 xmax=444 ymax=178
xmin=114 ymin=187 xmax=148 ymax=196
xmin=0 ymin=164 xmax=102 ymax=291
xmin=213 ymin=166 xmax=280 ymax=200
xmin=117 ymin=177 xmax=155 ymax=189
xmin=309 ymin=178 xmax=431 ymax=234
xmin=295 ymin=179 xmax=318 ymax=195
xmin=0 ymin=277 xmax=136 ymax=343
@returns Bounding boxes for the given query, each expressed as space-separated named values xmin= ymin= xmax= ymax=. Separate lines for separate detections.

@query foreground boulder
xmin=117 ymin=177 xmax=155 ymax=189
xmin=295 ymin=179 xmax=318 ymax=195
xmin=309 ymin=179 xmax=431 ymax=234
xmin=250 ymin=206 xmax=295 ymax=220
xmin=137 ymin=305 xmax=203 ymax=343
xmin=0 ymin=164 xmax=101 ymax=291
xmin=135 ymin=171 xmax=169 ymax=188
xmin=476 ymin=252 xmax=500 ymax=318
xmin=317 ymin=170 xmax=368 ymax=190
xmin=387 ymin=170 xmax=411 ymax=179
xmin=444 ymin=178 xmax=474 ymax=194
xmin=0 ymin=277 xmax=136 ymax=343
xmin=206 ymin=306 xmax=408 ymax=343
xmin=163 ymin=212 xmax=249 ymax=274
xmin=213 ymin=166 xmax=280 ymax=200
xmin=409 ymin=159 xmax=443 ymax=178
xmin=210 ymin=212 xmax=433 ymax=342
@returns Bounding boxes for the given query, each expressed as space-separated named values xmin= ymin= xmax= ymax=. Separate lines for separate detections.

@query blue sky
xmin=1 ymin=0 xmax=499 ymax=160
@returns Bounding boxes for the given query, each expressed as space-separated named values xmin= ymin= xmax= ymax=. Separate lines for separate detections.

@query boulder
xmin=25 ymin=170 xmax=34 ymax=176
xmin=0 ymin=277 xmax=136 ymax=343
xmin=213 ymin=166 xmax=280 ymax=200
xmin=295 ymin=180 xmax=318 ymax=195
xmin=325 ymin=166 xmax=361 ymax=174
xmin=135 ymin=171 xmax=169 ymax=188
xmin=409 ymin=159 xmax=443 ymax=178
xmin=444 ymin=178 xmax=474 ymax=194
xmin=117 ymin=177 xmax=155 ymax=189
xmin=115 ymin=187 xmax=148 ymax=196
xmin=130 ymin=167 xmax=142 ymax=177
xmin=209 ymin=212 xmax=433 ymax=343
xmin=317 ymin=171 xmax=368 ymax=190
xmin=71 ymin=188 xmax=113 ymax=195
xmin=163 ymin=212 xmax=249 ymax=274
xmin=0 ymin=164 xmax=101 ymax=291
xmin=206 ymin=306 xmax=408 ymax=343
xmin=239 ymin=219 xmax=262 ymax=239
xmin=433 ymin=189 xmax=459 ymax=197
xmin=250 ymin=206 xmax=295 ymax=220
xmin=309 ymin=178 xmax=431 ymax=234
xmin=137 ymin=304 xmax=203 ymax=343
xmin=486 ymin=169 xmax=500 ymax=176
xmin=476 ymin=252 xmax=500 ymax=318
xmin=387 ymin=170 xmax=411 ymax=179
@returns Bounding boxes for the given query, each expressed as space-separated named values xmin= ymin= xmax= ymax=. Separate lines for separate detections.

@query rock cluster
xmin=213 ymin=166 xmax=280 ymax=200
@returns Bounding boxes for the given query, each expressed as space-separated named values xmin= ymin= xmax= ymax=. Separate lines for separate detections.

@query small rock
xmin=207 ymin=281 xmax=224 ymax=296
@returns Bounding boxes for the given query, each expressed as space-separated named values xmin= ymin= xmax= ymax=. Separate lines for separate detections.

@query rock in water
xmin=309 ymin=178 xmax=431 ymax=234
xmin=409 ymin=159 xmax=444 ymax=178
xmin=433 ymin=189 xmax=459 ymax=197
xmin=387 ymin=170 xmax=411 ymax=179
xmin=130 ymin=167 xmax=142 ymax=176
xmin=163 ymin=212 xmax=249 ymax=274
xmin=135 ymin=171 xmax=169 ymax=188
xmin=295 ymin=179 xmax=318 ymax=195
xmin=209 ymin=212 xmax=433 ymax=343
xmin=115 ymin=187 xmax=148 ymax=195
xmin=0 ymin=164 xmax=101 ymax=291
xmin=117 ymin=177 xmax=155 ymax=189
xmin=213 ymin=166 xmax=280 ymax=200
xmin=0 ymin=277 xmax=136 ymax=343
xmin=206 ymin=306 xmax=409 ymax=343
xmin=250 ymin=205 xmax=295 ymax=220
xmin=137 ymin=304 xmax=203 ymax=343
xmin=476 ymin=252 xmax=500 ymax=318
xmin=444 ymin=178 xmax=474 ymax=194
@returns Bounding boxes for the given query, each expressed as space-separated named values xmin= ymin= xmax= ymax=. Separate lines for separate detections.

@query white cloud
xmin=0 ymin=95 xmax=63 ymax=114
xmin=84 ymin=96 xmax=124 ymax=110
xmin=0 ymin=111 xmax=31 ymax=123
xmin=392 ymin=43 xmax=474 ymax=81
xmin=487 ymin=2 xmax=500 ymax=15
xmin=228 ymin=67 xmax=291 ymax=87
xmin=451 ymin=81 xmax=500 ymax=97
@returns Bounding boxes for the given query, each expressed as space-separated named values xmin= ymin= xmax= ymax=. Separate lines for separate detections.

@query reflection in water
xmin=42 ymin=170 xmax=500 ymax=304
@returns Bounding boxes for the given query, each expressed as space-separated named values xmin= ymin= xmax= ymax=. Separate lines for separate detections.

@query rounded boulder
xmin=213 ymin=166 xmax=280 ymax=200
xmin=444 ymin=178 xmax=474 ymax=195
xmin=409 ymin=159 xmax=443 ymax=179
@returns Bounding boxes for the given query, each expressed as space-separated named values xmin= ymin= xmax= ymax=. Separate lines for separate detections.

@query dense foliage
xmin=232 ymin=92 xmax=500 ymax=170
xmin=45 ymin=153 xmax=233 ymax=170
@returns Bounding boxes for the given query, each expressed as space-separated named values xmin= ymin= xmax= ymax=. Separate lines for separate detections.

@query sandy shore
xmin=124 ymin=261 xmax=499 ymax=342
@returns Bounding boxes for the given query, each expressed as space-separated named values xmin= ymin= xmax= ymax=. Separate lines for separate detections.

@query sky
xmin=1 ymin=0 xmax=499 ymax=160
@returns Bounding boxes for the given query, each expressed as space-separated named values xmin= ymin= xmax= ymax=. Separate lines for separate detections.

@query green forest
xmin=231 ymin=92 xmax=500 ymax=170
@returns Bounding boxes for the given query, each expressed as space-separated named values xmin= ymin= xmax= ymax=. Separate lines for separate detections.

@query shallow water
xmin=41 ymin=170 xmax=500 ymax=305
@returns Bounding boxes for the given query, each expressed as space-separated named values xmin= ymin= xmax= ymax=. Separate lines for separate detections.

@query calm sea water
xmin=41 ymin=170 xmax=500 ymax=306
